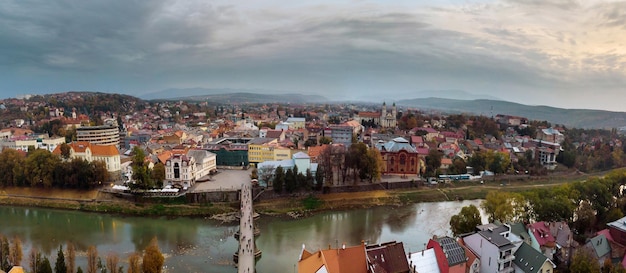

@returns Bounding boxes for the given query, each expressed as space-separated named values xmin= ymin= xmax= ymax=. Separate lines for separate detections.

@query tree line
xmin=0 ymin=148 xmax=109 ymax=189
xmin=0 ymin=235 xmax=164 ymax=273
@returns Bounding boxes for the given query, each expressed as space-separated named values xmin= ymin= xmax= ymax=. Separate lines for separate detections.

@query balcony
xmin=499 ymin=254 xmax=514 ymax=264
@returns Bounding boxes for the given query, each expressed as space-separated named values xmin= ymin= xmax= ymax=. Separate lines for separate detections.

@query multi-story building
xmin=13 ymin=136 xmax=66 ymax=152
xmin=463 ymin=224 xmax=518 ymax=273
xmin=326 ymin=125 xmax=353 ymax=147
xmin=204 ymin=137 xmax=250 ymax=167
xmin=76 ymin=125 xmax=120 ymax=147
xmin=286 ymin=117 xmax=306 ymax=129
xmin=164 ymin=149 xmax=217 ymax=188
xmin=247 ymin=138 xmax=293 ymax=166
xmin=52 ymin=141 xmax=121 ymax=174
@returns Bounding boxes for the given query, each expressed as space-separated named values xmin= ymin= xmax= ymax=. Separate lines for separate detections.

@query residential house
xmin=527 ymin=222 xmax=557 ymax=261
xmin=286 ymin=117 xmax=306 ymax=129
xmin=366 ymin=241 xmax=410 ymax=273
xmin=427 ymin=236 xmax=467 ymax=273
xmin=585 ymin=234 xmax=611 ymax=266
xmin=298 ymin=243 xmax=368 ymax=273
xmin=513 ymin=243 xmax=555 ymax=273
xmin=536 ymin=128 xmax=564 ymax=144
xmin=463 ymin=224 xmax=517 ymax=273
xmin=408 ymin=248 xmax=441 ymax=273
xmin=458 ymin=239 xmax=480 ymax=273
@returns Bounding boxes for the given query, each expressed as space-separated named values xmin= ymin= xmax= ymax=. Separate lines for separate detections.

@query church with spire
xmin=354 ymin=102 xmax=397 ymax=128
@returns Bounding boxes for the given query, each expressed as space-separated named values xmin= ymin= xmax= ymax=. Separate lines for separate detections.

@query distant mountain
xmin=171 ymin=92 xmax=328 ymax=104
xmin=356 ymin=89 xmax=500 ymax=102
xmin=140 ymin=87 xmax=325 ymax=101
xmin=398 ymin=98 xmax=626 ymax=129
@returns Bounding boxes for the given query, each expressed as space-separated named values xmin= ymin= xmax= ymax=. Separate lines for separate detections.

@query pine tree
xmin=55 ymin=245 xmax=67 ymax=273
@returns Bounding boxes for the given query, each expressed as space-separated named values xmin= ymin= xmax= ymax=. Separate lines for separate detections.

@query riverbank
xmin=0 ymin=172 xmax=589 ymax=218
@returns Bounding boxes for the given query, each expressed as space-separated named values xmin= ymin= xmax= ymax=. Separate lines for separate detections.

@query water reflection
xmin=0 ymin=200 xmax=486 ymax=273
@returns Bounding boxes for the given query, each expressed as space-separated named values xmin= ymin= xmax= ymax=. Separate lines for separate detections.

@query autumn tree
xmin=142 ymin=238 xmax=164 ymax=273
xmin=127 ymin=253 xmax=141 ymax=273
xmin=25 ymin=149 xmax=60 ymax=187
xmin=0 ymin=149 xmax=26 ymax=186
xmin=86 ymin=246 xmax=97 ymax=273
xmin=9 ymin=236 xmax=22 ymax=267
xmin=66 ymin=242 xmax=76 ymax=273
xmin=450 ymin=205 xmax=482 ymax=236
xmin=55 ymin=245 xmax=67 ymax=273
xmin=0 ymin=235 xmax=9 ymax=271
xmin=569 ymin=249 xmax=600 ymax=273
xmin=257 ymin=165 xmax=275 ymax=187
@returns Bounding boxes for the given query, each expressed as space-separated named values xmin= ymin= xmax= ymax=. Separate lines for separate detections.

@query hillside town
xmin=2 ymin=92 xmax=626 ymax=273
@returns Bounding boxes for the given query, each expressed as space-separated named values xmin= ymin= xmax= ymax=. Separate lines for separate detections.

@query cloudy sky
xmin=2 ymin=0 xmax=626 ymax=111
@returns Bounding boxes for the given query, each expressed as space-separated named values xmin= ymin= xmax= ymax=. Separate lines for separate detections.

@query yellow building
xmin=248 ymin=138 xmax=294 ymax=166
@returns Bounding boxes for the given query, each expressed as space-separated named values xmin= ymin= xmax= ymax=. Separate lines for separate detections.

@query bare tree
xmin=9 ymin=236 xmax=22 ymax=266
xmin=106 ymin=252 xmax=120 ymax=273
xmin=126 ymin=253 xmax=141 ymax=273
xmin=66 ymin=242 xmax=76 ymax=273
xmin=86 ymin=246 xmax=97 ymax=273
xmin=28 ymin=247 xmax=41 ymax=273
xmin=257 ymin=165 xmax=275 ymax=187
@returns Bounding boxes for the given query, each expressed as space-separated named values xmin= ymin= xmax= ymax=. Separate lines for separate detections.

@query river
xmin=0 ymin=200 xmax=487 ymax=273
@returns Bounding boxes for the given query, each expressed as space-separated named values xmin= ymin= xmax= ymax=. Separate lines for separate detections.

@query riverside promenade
xmin=238 ymin=181 xmax=255 ymax=273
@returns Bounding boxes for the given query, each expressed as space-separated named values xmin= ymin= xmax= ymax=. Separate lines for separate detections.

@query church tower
xmin=382 ymin=102 xmax=387 ymax=119
xmin=392 ymin=102 xmax=397 ymax=119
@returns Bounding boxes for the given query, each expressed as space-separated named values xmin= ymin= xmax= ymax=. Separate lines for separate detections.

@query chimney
xmin=342 ymin=243 xmax=346 ymax=250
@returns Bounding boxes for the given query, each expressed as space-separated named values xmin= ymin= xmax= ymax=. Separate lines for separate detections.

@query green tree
xmin=481 ymin=191 xmax=523 ymax=223
xmin=449 ymin=157 xmax=467 ymax=175
xmin=55 ymin=245 xmax=67 ymax=273
xmin=38 ymin=257 xmax=53 ymax=273
xmin=449 ymin=205 xmax=482 ymax=236
xmin=569 ymin=249 xmax=600 ymax=273
xmin=273 ymin=166 xmax=284 ymax=193
xmin=131 ymin=147 xmax=154 ymax=189
xmin=76 ymin=267 xmax=83 ymax=273
xmin=468 ymin=151 xmax=487 ymax=175
xmin=425 ymin=149 xmax=443 ymax=177
xmin=486 ymin=151 xmax=510 ymax=174
xmin=285 ymin=169 xmax=297 ymax=193
xmin=59 ymin=143 xmax=71 ymax=160
xmin=314 ymin=166 xmax=324 ymax=190
xmin=142 ymin=238 xmax=164 ymax=273
xmin=305 ymin=169 xmax=314 ymax=191
xmin=25 ymin=149 xmax=60 ymax=187
xmin=319 ymin=136 xmax=332 ymax=145
xmin=0 ymin=149 xmax=26 ymax=187
xmin=150 ymin=162 xmax=166 ymax=186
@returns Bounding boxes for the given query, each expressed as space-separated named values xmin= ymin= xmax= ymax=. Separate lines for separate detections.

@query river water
xmin=0 ymin=200 xmax=486 ymax=273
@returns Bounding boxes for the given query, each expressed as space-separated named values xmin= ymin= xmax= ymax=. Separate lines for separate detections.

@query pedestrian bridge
xmin=234 ymin=182 xmax=261 ymax=273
